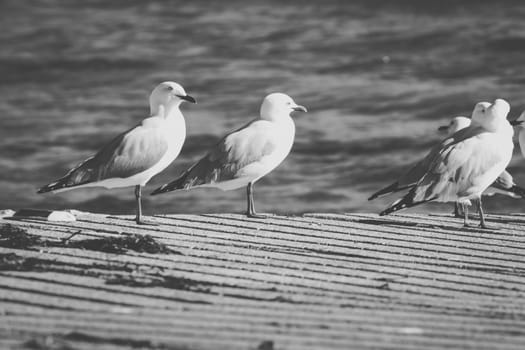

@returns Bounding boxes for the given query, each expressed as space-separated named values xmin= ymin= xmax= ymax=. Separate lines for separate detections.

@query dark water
xmin=2 ymin=0 xmax=525 ymax=216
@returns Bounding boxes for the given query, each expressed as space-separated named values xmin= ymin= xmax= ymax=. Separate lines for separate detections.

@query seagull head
xmin=510 ymin=110 xmax=525 ymax=128
xmin=472 ymin=99 xmax=510 ymax=132
xmin=149 ymin=81 xmax=196 ymax=115
xmin=437 ymin=116 xmax=471 ymax=137
xmin=471 ymin=101 xmax=492 ymax=119
xmin=260 ymin=93 xmax=307 ymax=121
xmin=492 ymin=98 xmax=511 ymax=119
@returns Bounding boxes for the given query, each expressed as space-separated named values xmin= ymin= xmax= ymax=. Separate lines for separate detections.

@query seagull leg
xmin=463 ymin=203 xmax=470 ymax=227
xmin=453 ymin=202 xmax=464 ymax=218
xmin=246 ymin=182 xmax=267 ymax=219
xmin=476 ymin=197 xmax=488 ymax=229
xmin=135 ymin=185 xmax=142 ymax=224
xmin=134 ymin=185 xmax=158 ymax=225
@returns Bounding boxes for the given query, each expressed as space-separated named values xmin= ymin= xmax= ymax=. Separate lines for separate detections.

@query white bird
xmin=369 ymin=113 xmax=525 ymax=203
xmin=438 ymin=115 xmax=525 ymax=216
xmin=151 ymin=93 xmax=307 ymax=218
xmin=380 ymin=99 xmax=514 ymax=228
xmin=38 ymin=81 xmax=196 ymax=224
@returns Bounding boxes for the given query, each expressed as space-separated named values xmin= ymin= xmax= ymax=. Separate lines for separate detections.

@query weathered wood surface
xmin=0 ymin=212 xmax=524 ymax=350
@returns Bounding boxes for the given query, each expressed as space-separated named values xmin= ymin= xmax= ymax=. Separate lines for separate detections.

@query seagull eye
xmin=166 ymin=86 xmax=173 ymax=91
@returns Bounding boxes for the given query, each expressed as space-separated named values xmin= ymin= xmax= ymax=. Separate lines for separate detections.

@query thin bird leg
xmin=453 ymin=202 xmax=464 ymax=218
xmin=246 ymin=182 xmax=266 ymax=219
xmin=476 ymin=197 xmax=488 ymax=229
xmin=463 ymin=203 xmax=469 ymax=227
xmin=135 ymin=185 xmax=142 ymax=224
xmin=134 ymin=185 xmax=157 ymax=226
xmin=246 ymin=184 xmax=250 ymax=214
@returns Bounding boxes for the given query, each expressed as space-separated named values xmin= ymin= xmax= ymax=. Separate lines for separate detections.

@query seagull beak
xmin=178 ymin=94 xmax=197 ymax=103
xmin=437 ymin=125 xmax=448 ymax=132
xmin=510 ymin=119 xmax=524 ymax=126
xmin=292 ymin=105 xmax=307 ymax=113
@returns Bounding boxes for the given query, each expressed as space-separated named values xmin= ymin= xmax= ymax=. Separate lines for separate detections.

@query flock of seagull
xmin=38 ymin=81 xmax=306 ymax=224
xmin=369 ymin=100 xmax=525 ymax=228
xmin=37 ymin=81 xmax=525 ymax=228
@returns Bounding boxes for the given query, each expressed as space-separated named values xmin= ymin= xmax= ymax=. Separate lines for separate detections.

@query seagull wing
xmin=380 ymin=125 xmax=495 ymax=215
xmin=369 ymin=132 xmax=465 ymax=200
xmin=152 ymin=119 xmax=277 ymax=194
xmin=412 ymin=125 xmax=492 ymax=200
xmin=368 ymin=147 xmax=439 ymax=200
xmin=38 ymin=119 xmax=169 ymax=192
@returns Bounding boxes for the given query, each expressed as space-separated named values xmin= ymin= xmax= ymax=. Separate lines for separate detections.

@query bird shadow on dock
xmin=354 ymin=217 xmax=500 ymax=233
xmin=0 ymin=223 xmax=193 ymax=291
xmin=356 ymin=218 xmax=450 ymax=229
xmin=427 ymin=213 xmax=525 ymax=226
xmin=0 ymin=223 xmax=302 ymax=306
xmin=22 ymin=331 xmax=191 ymax=350
xmin=484 ymin=217 xmax=525 ymax=225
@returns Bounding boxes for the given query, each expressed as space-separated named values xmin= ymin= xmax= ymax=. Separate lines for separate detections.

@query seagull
xmin=368 ymin=114 xmax=481 ymax=202
xmin=369 ymin=112 xmax=525 ymax=207
xmin=438 ymin=116 xmax=525 ymax=200
xmin=379 ymin=99 xmax=514 ymax=228
xmin=151 ymin=92 xmax=307 ymax=218
xmin=37 ymin=81 xmax=196 ymax=224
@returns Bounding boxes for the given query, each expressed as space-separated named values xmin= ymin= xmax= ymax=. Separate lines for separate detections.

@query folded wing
xmin=38 ymin=123 xmax=169 ymax=193
xmin=380 ymin=126 xmax=492 ymax=215
xmin=369 ymin=128 xmax=474 ymax=200
xmin=152 ymin=120 xmax=277 ymax=194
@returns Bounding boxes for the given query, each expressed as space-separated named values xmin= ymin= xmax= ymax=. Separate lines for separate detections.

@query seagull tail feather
xmin=379 ymin=196 xmax=412 ymax=216
xmin=37 ymin=182 xmax=60 ymax=194
xmin=379 ymin=191 xmax=437 ymax=216
xmin=37 ymin=177 xmax=78 ymax=194
xmin=151 ymin=175 xmax=187 ymax=195
xmin=151 ymin=155 xmax=213 ymax=196
xmin=368 ymin=181 xmax=413 ymax=201
xmin=37 ymin=157 xmax=94 ymax=194
xmin=509 ymin=184 xmax=525 ymax=199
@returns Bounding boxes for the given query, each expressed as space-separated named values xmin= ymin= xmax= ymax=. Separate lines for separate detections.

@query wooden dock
xmin=0 ymin=212 xmax=524 ymax=350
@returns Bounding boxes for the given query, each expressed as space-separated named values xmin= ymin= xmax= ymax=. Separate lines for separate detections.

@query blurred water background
xmin=2 ymin=0 xmax=525 ymax=216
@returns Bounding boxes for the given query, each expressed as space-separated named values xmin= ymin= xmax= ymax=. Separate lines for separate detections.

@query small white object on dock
xmin=12 ymin=209 xmax=76 ymax=222
xmin=0 ymin=209 xmax=15 ymax=218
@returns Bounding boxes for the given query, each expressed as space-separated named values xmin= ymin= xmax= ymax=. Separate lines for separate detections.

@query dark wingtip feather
xmin=369 ymin=183 xmax=396 ymax=201
xmin=37 ymin=181 xmax=64 ymax=194
xmin=379 ymin=192 xmax=437 ymax=216
xmin=37 ymin=174 xmax=92 ymax=194
xmin=150 ymin=184 xmax=169 ymax=196
xmin=368 ymin=193 xmax=380 ymax=201
xmin=150 ymin=176 xmax=186 ymax=196
xmin=368 ymin=181 xmax=413 ymax=201
xmin=510 ymin=184 xmax=525 ymax=199
xmin=379 ymin=197 xmax=410 ymax=216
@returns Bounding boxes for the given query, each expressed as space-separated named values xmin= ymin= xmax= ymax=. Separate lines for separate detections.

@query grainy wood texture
xmin=0 ymin=212 xmax=524 ymax=350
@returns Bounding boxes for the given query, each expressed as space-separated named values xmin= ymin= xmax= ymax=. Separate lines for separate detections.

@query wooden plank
xmin=1 ymin=213 xmax=524 ymax=350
